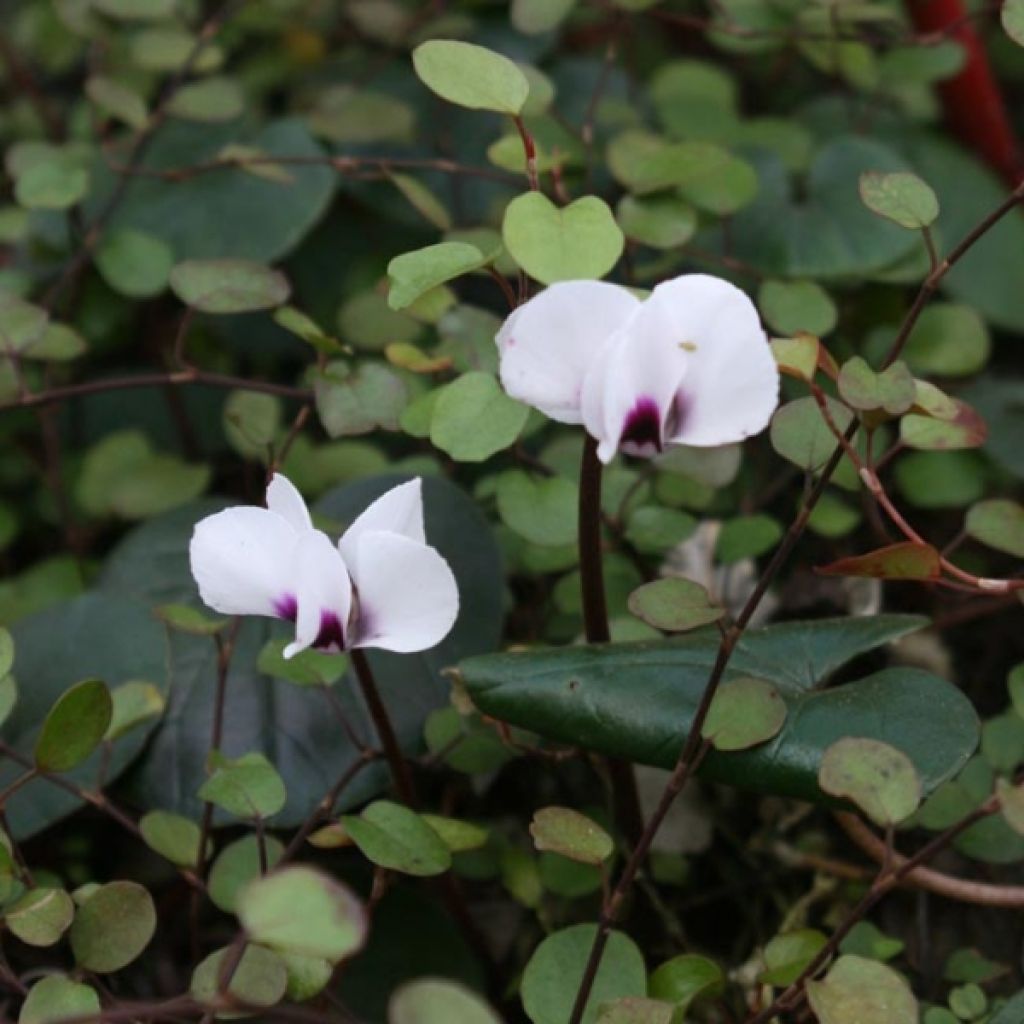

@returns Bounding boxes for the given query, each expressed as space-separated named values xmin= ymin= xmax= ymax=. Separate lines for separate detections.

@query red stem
xmin=906 ymin=0 xmax=1022 ymax=184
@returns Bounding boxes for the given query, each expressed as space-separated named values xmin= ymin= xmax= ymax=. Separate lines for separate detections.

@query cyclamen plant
xmin=2 ymin=4 xmax=1024 ymax=1024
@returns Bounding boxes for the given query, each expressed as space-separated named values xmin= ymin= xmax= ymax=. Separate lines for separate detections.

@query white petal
xmin=496 ymin=281 xmax=640 ymax=424
xmin=349 ymin=532 xmax=459 ymax=654
xmin=338 ymin=479 xmax=426 ymax=574
xmin=580 ymin=324 xmax=690 ymax=464
xmin=634 ymin=274 xmax=780 ymax=447
xmin=266 ymin=473 xmax=312 ymax=532
xmin=190 ymin=507 xmax=299 ymax=618
xmin=284 ymin=530 xmax=353 ymax=659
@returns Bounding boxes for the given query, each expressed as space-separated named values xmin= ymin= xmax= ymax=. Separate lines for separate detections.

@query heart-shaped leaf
xmin=70 ymin=881 xmax=157 ymax=973
xmin=502 ymin=192 xmax=624 ymax=285
xmin=838 ymin=357 xmax=915 ymax=416
xmin=627 ymin=578 xmax=724 ymax=633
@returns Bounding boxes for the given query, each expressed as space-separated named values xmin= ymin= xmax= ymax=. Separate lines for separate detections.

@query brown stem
xmin=0 ymin=368 xmax=312 ymax=415
xmin=834 ymin=811 xmax=1024 ymax=908
xmin=350 ymin=648 xmax=417 ymax=806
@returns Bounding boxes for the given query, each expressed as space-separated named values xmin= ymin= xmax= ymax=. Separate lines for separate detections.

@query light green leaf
xmin=496 ymin=471 xmax=578 ymax=547
xmin=169 ymin=259 xmax=289 ymax=314
xmin=6 ymin=888 xmax=75 ymax=947
xmin=19 ymin=977 xmax=100 ymax=1024
xmin=859 ymin=171 xmax=939 ymax=229
xmin=758 ymin=279 xmax=837 ymax=337
xmin=390 ymin=980 xmax=502 ymax=1024
xmin=95 ymin=228 xmax=174 ymax=299
xmin=69 ymin=880 xmax=157 ymax=973
xmin=104 ymin=681 xmax=165 ymax=741
xmin=209 ymin=834 xmax=284 ymax=914
xmin=627 ymin=578 xmax=724 ymax=633
xmin=139 ymin=811 xmax=208 ymax=867
xmin=902 ymin=304 xmax=990 ymax=378
xmin=413 ymin=40 xmax=530 ymax=115
xmin=616 ymin=195 xmax=697 ymax=250
xmin=502 ymin=192 xmax=624 ymax=285
xmin=237 ymin=866 xmax=367 ymax=962
xmin=341 ymin=800 xmax=452 ymax=877
xmin=198 ymin=752 xmax=286 ymax=820
xmin=965 ymin=500 xmax=1024 ymax=559
xmin=770 ymin=396 xmax=853 ymax=471
xmin=314 ymin=361 xmax=407 ymax=437
xmin=167 ymin=77 xmax=245 ymax=123
xmin=701 ymin=677 xmax=787 ymax=751
xmin=15 ymin=160 xmax=89 ymax=211
xmin=387 ymin=243 xmax=487 ymax=311
xmin=819 ymin=737 xmax=921 ymax=826
xmin=530 ymin=807 xmax=613 ymax=866
xmin=191 ymin=944 xmax=288 ymax=1013
xmin=430 ymin=372 xmax=529 ymax=462
xmin=224 ymin=390 xmax=282 ymax=462
xmin=807 ymin=955 xmax=917 ymax=1024
xmin=760 ymin=930 xmax=828 ymax=986
xmin=648 ymin=953 xmax=724 ymax=1011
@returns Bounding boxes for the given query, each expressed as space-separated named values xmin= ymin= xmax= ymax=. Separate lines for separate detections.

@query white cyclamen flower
xmin=496 ymin=274 xmax=779 ymax=463
xmin=189 ymin=475 xmax=459 ymax=658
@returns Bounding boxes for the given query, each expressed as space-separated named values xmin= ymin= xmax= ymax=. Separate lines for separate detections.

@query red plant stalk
xmin=906 ymin=0 xmax=1022 ymax=184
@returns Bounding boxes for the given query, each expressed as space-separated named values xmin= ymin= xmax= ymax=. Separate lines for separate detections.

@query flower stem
xmin=578 ymin=435 xmax=645 ymax=846
xmin=350 ymin=648 xmax=418 ymax=807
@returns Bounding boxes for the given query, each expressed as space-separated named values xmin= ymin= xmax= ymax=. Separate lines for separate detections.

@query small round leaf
xmin=169 ymin=259 xmax=290 ymax=314
xmin=819 ymin=737 xmax=921 ymax=826
xmin=701 ymin=677 xmax=786 ymax=752
xmin=237 ymin=866 xmax=367 ymax=962
xmin=69 ymin=880 xmax=157 ymax=973
xmin=627 ymin=578 xmax=725 ymax=633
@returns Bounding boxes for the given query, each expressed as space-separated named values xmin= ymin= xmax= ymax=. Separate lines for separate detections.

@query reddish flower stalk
xmin=907 ymin=0 xmax=1022 ymax=184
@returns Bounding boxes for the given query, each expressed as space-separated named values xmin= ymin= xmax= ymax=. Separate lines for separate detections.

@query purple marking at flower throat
xmin=314 ymin=611 xmax=345 ymax=651
xmin=620 ymin=396 xmax=663 ymax=451
xmin=273 ymin=594 xmax=297 ymax=621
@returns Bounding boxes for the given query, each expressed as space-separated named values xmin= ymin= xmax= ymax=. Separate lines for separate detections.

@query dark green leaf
xmin=460 ymin=622 xmax=976 ymax=807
